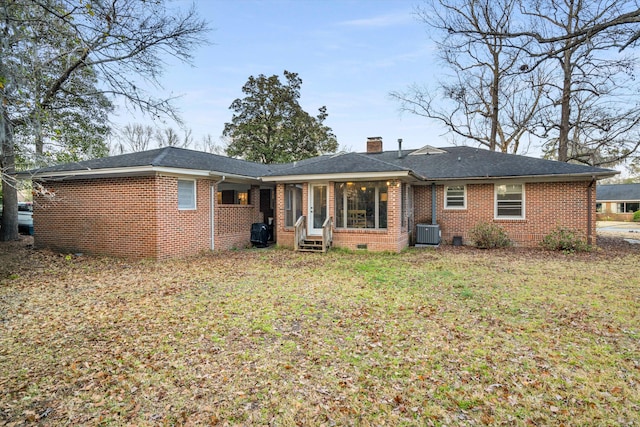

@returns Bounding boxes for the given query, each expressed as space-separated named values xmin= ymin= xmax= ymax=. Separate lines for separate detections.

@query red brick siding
xmin=33 ymin=176 xmax=262 ymax=259
xmin=34 ymin=176 xmax=160 ymax=259
xmin=596 ymin=212 xmax=634 ymax=221
xmin=414 ymin=181 xmax=596 ymax=247
xmin=156 ymin=176 xmax=213 ymax=259
xmin=215 ymin=185 xmax=262 ymax=250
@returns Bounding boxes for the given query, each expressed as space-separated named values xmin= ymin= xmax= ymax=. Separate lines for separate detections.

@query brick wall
xmin=215 ymin=186 xmax=262 ymax=250
xmin=34 ymin=175 xmax=262 ymax=259
xmin=156 ymin=176 xmax=213 ymax=259
xmin=596 ymin=212 xmax=634 ymax=221
xmin=414 ymin=181 xmax=596 ymax=247
xmin=34 ymin=176 xmax=161 ymax=259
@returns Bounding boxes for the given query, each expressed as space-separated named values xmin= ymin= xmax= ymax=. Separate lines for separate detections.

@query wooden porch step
xmin=298 ymin=238 xmax=326 ymax=253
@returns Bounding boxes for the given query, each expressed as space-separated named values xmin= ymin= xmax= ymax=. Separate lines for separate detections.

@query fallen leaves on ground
xmin=0 ymin=236 xmax=638 ymax=425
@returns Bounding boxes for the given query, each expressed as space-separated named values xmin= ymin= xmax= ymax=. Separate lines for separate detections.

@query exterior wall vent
xmin=416 ymin=224 xmax=441 ymax=245
xmin=409 ymin=145 xmax=447 ymax=156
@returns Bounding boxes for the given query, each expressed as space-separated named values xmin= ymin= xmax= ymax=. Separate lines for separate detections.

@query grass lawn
xmin=1 ymin=244 xmax=639 ymax=425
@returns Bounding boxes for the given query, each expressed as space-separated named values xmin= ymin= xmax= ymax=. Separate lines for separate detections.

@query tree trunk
xmin=0 ymin=2 xmax=19 ymax=242
xmin=1 ymin=115 xmax=20 ymax=241
xmin=558 ymin=46 xmax=572 ymax=163
xmin=490 ymin=47 xmax=500 ymax=151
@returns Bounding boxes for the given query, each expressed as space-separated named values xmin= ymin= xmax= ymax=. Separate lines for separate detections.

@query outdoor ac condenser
xmin=416 ymin=224 xmax=441 ymax=245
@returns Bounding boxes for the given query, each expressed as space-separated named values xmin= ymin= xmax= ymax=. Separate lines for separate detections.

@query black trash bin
xmin=250 ymin=223 xmax=269 ymax=247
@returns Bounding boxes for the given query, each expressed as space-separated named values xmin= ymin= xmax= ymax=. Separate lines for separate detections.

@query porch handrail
xmin=322 ymin=216 xmax=333 ymax=252
xmin=294 ymin=215 xmax=306 ymax=251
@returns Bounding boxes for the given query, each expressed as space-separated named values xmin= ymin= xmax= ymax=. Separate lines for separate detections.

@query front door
xmin=308 ymin=183 xmax=327 ymax=235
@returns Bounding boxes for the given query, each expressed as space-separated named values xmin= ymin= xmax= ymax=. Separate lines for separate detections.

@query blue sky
xmin=114 ymin=0 xmax=448 ymax=153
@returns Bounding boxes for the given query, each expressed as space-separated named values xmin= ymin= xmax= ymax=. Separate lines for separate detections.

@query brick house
xmin=596 ymin=183 xmax=640 ymax=221
xmin=24 ymin=138 xmax=616 ymax=258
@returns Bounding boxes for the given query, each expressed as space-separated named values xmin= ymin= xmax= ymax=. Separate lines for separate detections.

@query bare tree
xmin=115 ymin=123 xmax=155 ymax=153
xmin=1 ymin=0 xmax=209 ymax=241
xmin=155 ymin=127 xmax=192 ymax=148
xmin=391 ymin=0 xmax=548 ymax=154
xmin=199 ymin=134 xmax=226 ymax=155
xmin=519 ymin=0 xmax=640 ymax=165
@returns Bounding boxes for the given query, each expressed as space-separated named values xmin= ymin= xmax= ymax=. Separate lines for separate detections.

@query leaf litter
xmin=0 ymin=238 xmax=638 ymax=425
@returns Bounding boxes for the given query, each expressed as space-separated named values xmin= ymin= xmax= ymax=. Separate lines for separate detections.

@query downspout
xmin=431 ymin=182 xmax=437 ymax=225
xmin=211 ymin=176 xmax=226 ymax=250
xmin=587 ymin=177 xmax=595 ymax=245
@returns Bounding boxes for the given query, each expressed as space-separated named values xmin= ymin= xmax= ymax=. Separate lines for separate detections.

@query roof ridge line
xmin=151 ymin=146 xmax=173 ymax=166
xmin=271 ymin=154 xmax=331 ymax=173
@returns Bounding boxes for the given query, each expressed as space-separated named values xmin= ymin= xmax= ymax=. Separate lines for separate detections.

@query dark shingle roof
xmin=26 ymin=147 xmax=283 ymax=178
xmin=265 ymin=146 xmax=616 ymax=180
xmin=264 ymin=152 xmax=412 ymax=176
xmin=25 ymin=145 xmax=618 ymax=182
xmin=382 ymin=146 xmax=614 ymax=179
xmin=596 ymin=183 xmax=640 ymax=201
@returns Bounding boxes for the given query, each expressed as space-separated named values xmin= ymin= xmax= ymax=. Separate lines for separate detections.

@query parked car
xmin=0 ymin=201 xmax=34 ymax=235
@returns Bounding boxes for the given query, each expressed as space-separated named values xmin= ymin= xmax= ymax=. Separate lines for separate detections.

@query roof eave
xmin=418 ymin=171 xmax=618 ymax=183
xmin=261 ymin=170 xmax=412 ymax=183
xmin=23 ymin=166 xmax=261 ymax=182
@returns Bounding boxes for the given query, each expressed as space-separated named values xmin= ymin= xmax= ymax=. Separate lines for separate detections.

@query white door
xmin=308 ymin=183 xmax=328 ymax=235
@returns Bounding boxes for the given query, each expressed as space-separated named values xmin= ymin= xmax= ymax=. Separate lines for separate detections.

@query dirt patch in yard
xmin=596 ymin=230 xmax=640 ymax=254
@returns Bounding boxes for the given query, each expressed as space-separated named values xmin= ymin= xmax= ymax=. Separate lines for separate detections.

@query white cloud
xmin=336 ymin=12 xmax=413 ymax=28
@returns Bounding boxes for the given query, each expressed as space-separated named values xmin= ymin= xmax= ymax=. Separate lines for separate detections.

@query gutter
xmin=22 ymin=166 xmax=258 ymax=183
xmin=587 ymin=177 xmax=596 ymax=245
xmin=261 ymin=170 xmax=414 ymax=183
xmin=415 ymin=171 xmax=618 ymax=183
xmin=213 ymin=175 xmax=226 ymax=187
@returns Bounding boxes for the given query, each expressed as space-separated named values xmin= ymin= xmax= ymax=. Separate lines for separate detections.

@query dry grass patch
xmin=1 ymin=244 xmax=639 ymax=425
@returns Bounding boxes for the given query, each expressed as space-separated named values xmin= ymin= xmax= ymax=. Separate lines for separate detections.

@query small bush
xmin=469 ymin=222 xmax=511 ymax=249
xmin=541 ymin=227 xmax=591 ymax=253
xmin=634 ymin=210 xmax=640 ymax=222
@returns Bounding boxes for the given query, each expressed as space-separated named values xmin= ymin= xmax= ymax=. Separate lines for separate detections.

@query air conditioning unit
xmin=416 ymin=224 xmax=441 ymax=245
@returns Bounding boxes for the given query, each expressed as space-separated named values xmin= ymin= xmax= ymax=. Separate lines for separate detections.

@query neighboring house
xmin=22 ymin=137 xmax=616 ymax=259
xmin=596 ymin=183 xmax=640 ymax=221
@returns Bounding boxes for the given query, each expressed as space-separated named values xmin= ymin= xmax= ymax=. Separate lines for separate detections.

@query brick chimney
xmin=366 ymin=136 xmax=383 ymax=153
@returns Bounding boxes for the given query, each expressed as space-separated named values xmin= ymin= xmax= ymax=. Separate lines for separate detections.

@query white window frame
xmin=284 ymin=184 xmax=303 ymax=227
xmin=444 ymin=185 xmax=466 ymax=209
xmin=178 ymin=179 xmax=197 ymax=210
xmin=334 ymin=181 xmax=388 ymax=229
xmin=494 ymin=183 xmax=525 ymax=219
